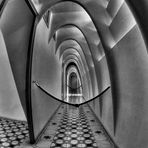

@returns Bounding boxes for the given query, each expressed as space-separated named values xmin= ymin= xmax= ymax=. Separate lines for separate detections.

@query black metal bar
xmin=80 ymin=87 xmax=110 ymax=105
xmin=33 ymin=81 xmax=110 ymax=107
xmin=33 ymin=81 xmax=79 ymax=107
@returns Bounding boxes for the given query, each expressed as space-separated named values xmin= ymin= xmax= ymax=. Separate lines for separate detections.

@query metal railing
xmin=33 ymin=81 xmax=110 ymax=107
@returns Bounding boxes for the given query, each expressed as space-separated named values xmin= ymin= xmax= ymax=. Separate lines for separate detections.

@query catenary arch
xmin=60 ymin=48 xmax=95 ymax=96
xmin=28 ymin=1 xmax=148 ymax=147
xmin=66 ymin=66 xmax=82 ymax=98
xmin=66 ymin=66 xmax=81 ymax=90
xmin=55 ymin=27 xmax=99 ymax=94
xmin=1 ymin=0 xmax=148 ymax=147
xmin=56 ymin=39 xmax=105 ymax=95
xmin=57 ymin=39 xmax=91 ymax=71
xmin=55 ymin=26 xmax=95 ymax=67
xmin=54 ymin=24 xmax=100 ymax=61
xmin=63 ymin=60 xmax=91 ymax=100
xmin=62 ymin=53 xmax=90 ymax=87
xmin=56 ymin=39 xmax=92 ymax=70
xmin=55 ymin=25 xmax=103 ymax=90
xmin=28 ymin=0 xmax=117 ymax=142
xmin=62 ymin=55 xmax=92 ymax=99
xmin=59 ymin=47 xmax=88 ymax=76
xmin=57 ymin=39 xmax=95 ymax=91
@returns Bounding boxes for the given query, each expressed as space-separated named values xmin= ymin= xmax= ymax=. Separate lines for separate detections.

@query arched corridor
xmin=0 ymin=0 xmax=148 ymax=147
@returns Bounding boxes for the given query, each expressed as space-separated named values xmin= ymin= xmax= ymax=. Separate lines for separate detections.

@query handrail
xmin=33 ymin=81 xmax=79 ymax=107
xmin=33 ymin=81 xmax=110 ymax=107
xmin=81 ymin=86 xmax=110 ymax=105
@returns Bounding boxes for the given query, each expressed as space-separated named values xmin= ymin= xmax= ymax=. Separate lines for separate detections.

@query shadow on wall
xmin=0 ymin=30 xmax=26 ymax=121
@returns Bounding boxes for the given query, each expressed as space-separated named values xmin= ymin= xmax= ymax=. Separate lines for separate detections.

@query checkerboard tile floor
xmin=0 ymin=118 xmax=29 ymax=148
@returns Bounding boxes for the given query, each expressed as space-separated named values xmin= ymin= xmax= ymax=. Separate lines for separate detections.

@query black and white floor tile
xmin=0 ymin=117 xmax=29 ymax=148
xmin=83 ymin=105 xmax=115 ymax=148
xmin=36 ymin=105 xmax=65 ymax=148
xmin=0 ymin=104 xmax=115 ymax=148
xmin=50 ymin=105 xmax=99 ymax=148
